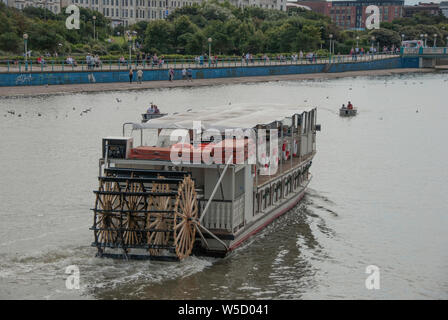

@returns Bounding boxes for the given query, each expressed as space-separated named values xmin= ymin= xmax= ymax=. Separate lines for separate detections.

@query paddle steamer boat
xmin=91 ymin=104 xmax=320 ymax=260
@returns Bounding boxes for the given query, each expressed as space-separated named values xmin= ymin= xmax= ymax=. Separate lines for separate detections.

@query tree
xmin=0 ymin=32 xmax=22 ymax=53
xmin=369 ymin=28 xmax=401 ymax=48
xmin=144 ymin=20 xmax=174 ymax=53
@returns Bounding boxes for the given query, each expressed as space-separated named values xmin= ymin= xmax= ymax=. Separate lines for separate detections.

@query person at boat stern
xmin=347 ymin=101 xmax=353 ymax=110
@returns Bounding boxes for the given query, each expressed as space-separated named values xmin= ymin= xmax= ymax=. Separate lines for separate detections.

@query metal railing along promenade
xmin=401 ymin=47 xmax=448 ymax=56
xmin=0 ymin=53 xmax=399 ymax=73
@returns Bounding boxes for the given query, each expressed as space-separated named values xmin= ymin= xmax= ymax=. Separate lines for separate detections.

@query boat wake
xmin=0 ymin=246 xmax=216 ymax=299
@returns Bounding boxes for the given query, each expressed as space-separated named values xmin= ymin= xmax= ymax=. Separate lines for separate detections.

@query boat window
xmin=302 ymin=112 xmax=307 ymax=134
xmin=234 ymin=168 xmax=245 ymax=199
xmin=157 ymin=129 xmax=190 ymax=147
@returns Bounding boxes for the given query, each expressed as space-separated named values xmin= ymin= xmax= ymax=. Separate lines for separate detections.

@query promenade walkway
xmin=0 ymin=54 xmax=398 ymax=74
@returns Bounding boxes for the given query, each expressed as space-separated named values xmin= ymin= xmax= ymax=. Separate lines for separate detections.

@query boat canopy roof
xmin=132 ymin=103 xmax=313 ymax=131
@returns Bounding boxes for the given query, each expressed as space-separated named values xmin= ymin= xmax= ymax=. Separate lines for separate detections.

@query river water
xmin=0 ymin=72 xmax=447 ymax=300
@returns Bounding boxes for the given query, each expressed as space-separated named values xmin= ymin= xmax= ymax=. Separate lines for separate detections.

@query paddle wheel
xmin=91 ymin=168 xmax=201 ymax=261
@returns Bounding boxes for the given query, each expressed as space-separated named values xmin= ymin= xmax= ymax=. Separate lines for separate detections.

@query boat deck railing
xmin=256 ymin=151 xmax=315 ymax=188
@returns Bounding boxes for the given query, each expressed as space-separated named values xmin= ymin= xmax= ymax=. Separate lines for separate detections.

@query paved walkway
xmin=0 ymin=68 xmax=433 ymax=98
xmin=0 ymin=54 xmax=397 ymax=73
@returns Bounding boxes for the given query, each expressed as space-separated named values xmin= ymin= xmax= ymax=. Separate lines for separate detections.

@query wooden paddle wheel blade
xmin=173 ymin=176 xmax=199 ymax=260
xmin=92 ymin=169 xmax=198 ymax=261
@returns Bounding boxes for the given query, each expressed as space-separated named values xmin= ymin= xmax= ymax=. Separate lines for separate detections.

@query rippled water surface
xmin=0 ymin=72 xmax=447 ymax=299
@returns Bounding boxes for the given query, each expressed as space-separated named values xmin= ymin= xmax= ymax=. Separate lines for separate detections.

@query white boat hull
xmin=196 ymin=175 xmax=311 ymax=256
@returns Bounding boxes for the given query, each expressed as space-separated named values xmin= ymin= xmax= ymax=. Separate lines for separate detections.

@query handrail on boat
xmin=123 ymin=122 xmax=143 ymax=146
xmin=199 ymin=155 xmax=234 ymax=225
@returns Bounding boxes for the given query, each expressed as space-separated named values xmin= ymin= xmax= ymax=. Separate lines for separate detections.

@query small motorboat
xmin=141 ymin=112 xmax=167 ymax=123
xmin=142 ymin=103 xmax=167 ymax=122
xmin=339 ymin=107 xmax=357 ymax=117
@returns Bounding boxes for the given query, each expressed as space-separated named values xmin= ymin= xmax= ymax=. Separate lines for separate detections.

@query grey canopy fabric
xmin=132 ymin=103 xmax=312 ymax=131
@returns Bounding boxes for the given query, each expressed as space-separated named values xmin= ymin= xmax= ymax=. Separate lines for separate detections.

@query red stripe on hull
xmin=228 ymin=189 xmax=306 ymax=251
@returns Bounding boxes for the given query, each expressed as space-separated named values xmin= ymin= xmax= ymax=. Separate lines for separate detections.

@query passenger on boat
xmin=154 ymin=105 xmax=160 ymax=114
xmin=341 ymin=104 xmax=346 ymax=109
xmin=347 ymin=102 xmax=353 ymax=110
xmin=147 ymin=104 xmax=155 ymax=114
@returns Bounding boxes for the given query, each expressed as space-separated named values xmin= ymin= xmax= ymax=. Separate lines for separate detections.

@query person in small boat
xmin=341 ymin=104 xmax=346 ymax=109
xmin=154 ymin=105 xmax=160 ymax=114
xmin=147 ymin=104 xmax=155 ymax=114
xmin=347 ymin=101 xmax=353 ymax=110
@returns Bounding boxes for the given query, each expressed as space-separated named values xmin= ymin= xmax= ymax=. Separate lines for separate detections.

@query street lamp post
xmin=93 ymin=16 xmax=96 ymax=41
xmin=356 ymin=36 xmax=359 ymax=48
xmin=329 ymin=34 xmax=333 ymax=55
xmin=433 ymin=33 xmax=437 ymax=47
xmin=401 ymin=34 xmax=405 ymax=46
xmin=320 ymin=26 xmax=324 ymax=49
xmin=208 ymin=37 xmax=212 ymax=58
xmin=23 ymin=33 xmax=28 ymax=71
xmin=424 ymin=34 xmax=428 ymax=48
xmin=128 ymin=34 xmax=132 ymax=65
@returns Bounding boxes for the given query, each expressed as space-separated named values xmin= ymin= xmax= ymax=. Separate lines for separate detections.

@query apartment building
xmin=403 ymin=2 xmax=441 ymax=18
xmin=7 ymin=0 xmax=62 ymax=13
xmin=65 ymin=0 xmax=287 ymax=27
xmin=289 ymin=0 xmax=404 ymax=30
xmin=5 ymin=0 xmax=287 ymax=26
xmin=441 ymin=1 xmax=448 ymax=18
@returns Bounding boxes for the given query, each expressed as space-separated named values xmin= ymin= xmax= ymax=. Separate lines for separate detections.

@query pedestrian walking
xmin=182 ymin=68 xmax=187 ymax=80
xmin=187 ymin=68 xmax=192 ymax=81
xmin=137 ymin=68 xmax=143 ymax=84
xmin=168 ymin=68 xmax=174 ymax=81
xmin=129 ymin=68 xmax=134 ymax=83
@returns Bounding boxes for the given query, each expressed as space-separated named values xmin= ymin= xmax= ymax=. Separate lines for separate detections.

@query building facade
xmin=403 ymin=2 xmax=441 ymax=18
xmin=65 ymin=0 xmax=286 ymax=27
xmin=5 ymin=0 xmax=286 ymax=26
xmin=290 ymin=0 xmax=404 ymax=30
xmin=7 ymin=0 xmax=62 ymax=13
xmin=440 ymin=1 xmax=448 ymax=18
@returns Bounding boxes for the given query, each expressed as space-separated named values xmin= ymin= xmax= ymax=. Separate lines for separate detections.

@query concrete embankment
xmin=0 ymin=68 xmax=435 ymax=98
xmin=0 ymin=56 xmax=420 ymax=89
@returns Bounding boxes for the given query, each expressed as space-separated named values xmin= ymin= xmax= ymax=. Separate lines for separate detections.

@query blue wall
xmin=0 ymin=57 xmax=419 ymax=87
